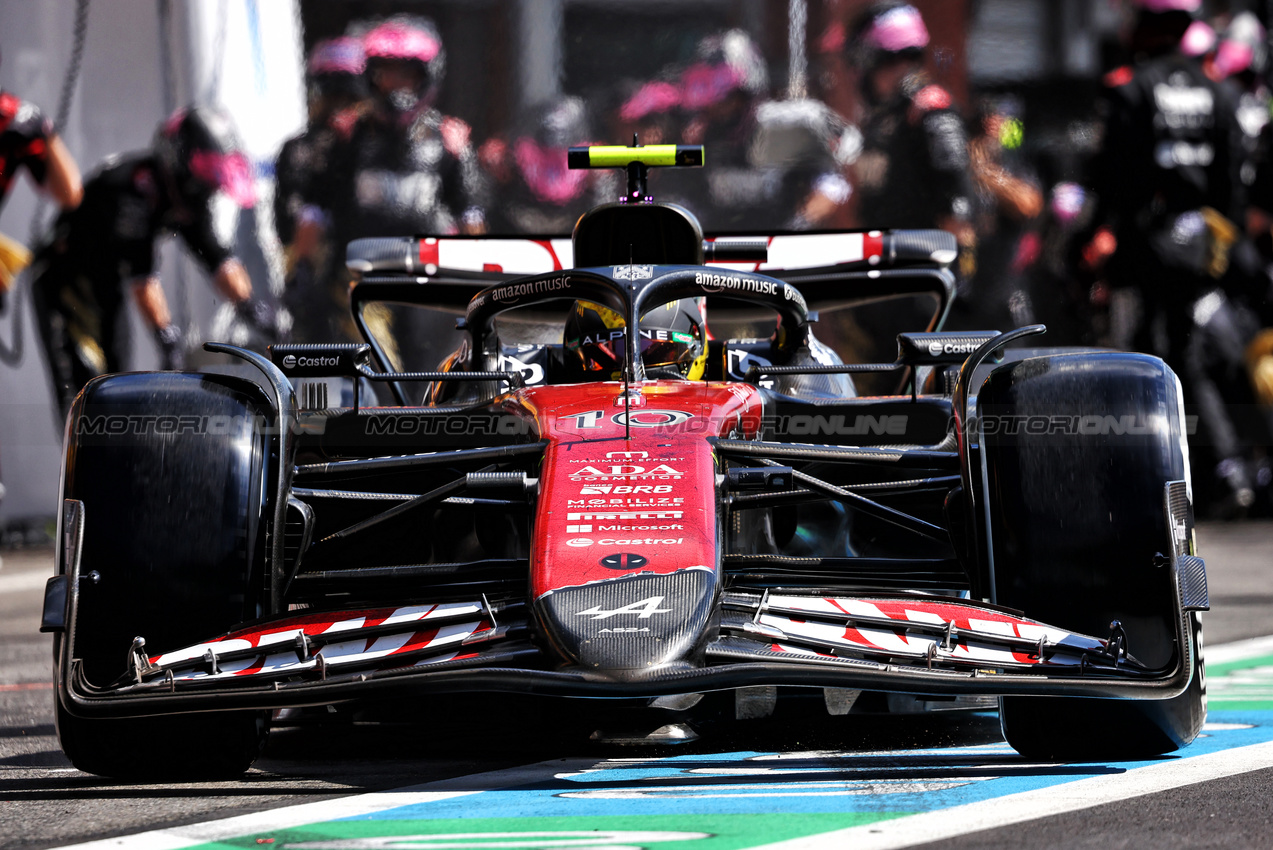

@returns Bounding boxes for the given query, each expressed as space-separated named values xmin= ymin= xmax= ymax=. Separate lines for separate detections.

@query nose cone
xmin=536 ymin=567 xmax=717 ymax=680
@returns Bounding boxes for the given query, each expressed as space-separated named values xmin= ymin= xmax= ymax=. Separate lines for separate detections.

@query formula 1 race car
xmin=43 ymin=144 xmax=1207 ymax=779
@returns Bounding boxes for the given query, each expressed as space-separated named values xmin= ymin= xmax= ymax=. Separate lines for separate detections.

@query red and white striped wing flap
xmin=149 ymin=603 xmax=490 ymax=682
xmin=759 ymin=595 xmax=1107 ymax=668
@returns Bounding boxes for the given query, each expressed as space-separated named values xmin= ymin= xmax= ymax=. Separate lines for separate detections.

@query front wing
xmin=55 ymin=538 xmax=1200 ymax=718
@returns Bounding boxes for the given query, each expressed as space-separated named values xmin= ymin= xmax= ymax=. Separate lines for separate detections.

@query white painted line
xmin=49 ymin=760 xmax=594 ymax=850
xmin=1205 ymin=634 xmax=1273 ymax=666
xmin=46 ymin=636 xmax=1273 ymax=850
xmin=751 ymin=739 xmax=1273 ymax=850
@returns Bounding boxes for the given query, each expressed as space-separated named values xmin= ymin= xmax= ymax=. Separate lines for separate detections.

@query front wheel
xmin=979 ymin=352 xmax=1206 ymax=759
xmin=999 ymin=614 xmax=1205 ymax=760
xmin=56 ymin=372 xmax=273 ymax=779
xmin=55 ymin=702 xmax=267 ymax=780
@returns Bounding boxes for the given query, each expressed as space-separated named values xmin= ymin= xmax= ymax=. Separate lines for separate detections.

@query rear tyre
xmin=55 ymin=372 xmax=272 ymax=779
xmin=980 ymin=353 xmax=1206 ymax=760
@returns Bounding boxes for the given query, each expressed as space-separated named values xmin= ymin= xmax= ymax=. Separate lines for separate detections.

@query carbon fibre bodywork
xmin=46 ymin=186 xmax=1208 ymax=766
xmin=49 ymin=261 xmax=1204 ymax=720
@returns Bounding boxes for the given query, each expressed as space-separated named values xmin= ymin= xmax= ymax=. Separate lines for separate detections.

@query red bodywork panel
xmin=509 ymin=381 xmax=762 ymax=599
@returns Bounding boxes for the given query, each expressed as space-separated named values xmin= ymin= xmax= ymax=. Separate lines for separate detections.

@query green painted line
xmin=1206 ymin=651 xmax=1273 ymax=711
xmin=1206 ymin=653 xmax=1273 ymax=677
xmin=188 ymin=814 xmax=910 ymax=850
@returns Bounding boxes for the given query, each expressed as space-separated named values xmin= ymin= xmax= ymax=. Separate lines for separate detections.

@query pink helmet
xmin=862 ymin=4 xmax=929 ymax=52
xmin=620 ymin=81 xmax=682 ymax=123
xmin=1213 ymin=12 xmax=1266 ymax=78
xmin=1179 ymin=21 xmax=1216 ymax=57
xmin=1132 ymin=0 xmax=1201 ymax=11
xmin=849 ymin=2 xmax=930 ymax=71
xmin=363 ymin=19 xmax=442 ymax=65
xmin=307 ymin=37 xmax=365 ymax=77
xmin=360 ymin=16 xmax=446 ymax=113
xmin=680 ymin=30 xmax=768 ymax=111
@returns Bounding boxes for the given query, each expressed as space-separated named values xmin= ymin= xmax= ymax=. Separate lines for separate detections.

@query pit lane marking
xmin=1205 ymin=633 xmax=1273 ymax=665
xmin=748 ymin=740 xmax=1273 ymax=850
xmin=46 ymin=636 xmax=1273 ymax=850
xmin=46 ymin=762 xmax=575 ymax=850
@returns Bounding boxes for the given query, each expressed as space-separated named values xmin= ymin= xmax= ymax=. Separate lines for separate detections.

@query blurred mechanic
xmin=0 ymin=47 xmax=82 ymax=304
xmin=336 ymin=16 xmax=486 ymax=242
xmin=1085 ymin=0 xmax=1253 ymax=515
xmin=616 ymin=79 xmax=683 ymax=149
xmin=1212 ymin=12 xmax=1273 ymax=509
xmin=31 ymin=106 xmax=270 ymax=418
xmin=846 ymin=2 xmax=975 ymax=272
xmin=332 ymin=16 xmax=490 ymax=385
xmin=482 ymin=95 xmax=613 ymax=235
xmin=677 ymin=30 xmax=854 ymax=232
xmin=953 ymin=95 xmax=1044 ymax=332
xmin=275 ymin=36 xmax=368 ymax=343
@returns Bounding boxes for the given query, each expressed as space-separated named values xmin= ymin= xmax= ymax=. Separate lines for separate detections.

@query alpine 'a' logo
xmin=576 ymin=595 xmax=670 ymax=620
xmin=600 ymin=552 xmax=649 ymax=570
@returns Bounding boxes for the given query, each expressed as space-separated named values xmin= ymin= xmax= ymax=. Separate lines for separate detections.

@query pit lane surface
xmin=3 ymin=523 xmax=1273 ymax=850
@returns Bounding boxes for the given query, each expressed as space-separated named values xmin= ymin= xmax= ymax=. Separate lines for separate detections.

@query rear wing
xmin=346 ymin=230 xmax=957 ymax=317
xmin=346 ymin=230 xmax=956 ymax=278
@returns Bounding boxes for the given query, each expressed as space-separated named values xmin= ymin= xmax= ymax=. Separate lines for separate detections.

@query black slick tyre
xmin=979 ymin=352 xmax=1206 ymax=760
xmin=55 ymin=372 xmax=272 ymax=779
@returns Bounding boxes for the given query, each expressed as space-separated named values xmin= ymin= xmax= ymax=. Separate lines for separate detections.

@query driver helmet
xmin=362 ymin=16 xmax=446 ymax=118
xmin=681 ymin=29 xmax=768 ymax=111
xmin=564 ymin=298 xmax=707 ymax=380
xmin=153 ymin=106 xmax=255 ymax=209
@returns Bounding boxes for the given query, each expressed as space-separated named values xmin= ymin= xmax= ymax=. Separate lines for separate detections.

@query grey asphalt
xmin=2 ymin=521 xmax=1271 ymax=850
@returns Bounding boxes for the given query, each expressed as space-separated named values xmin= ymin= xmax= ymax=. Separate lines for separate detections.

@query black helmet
xmin=564 ymin=298 xmax=707 ymax=380
xmin=848 ymin=2 xmax=930 ymax=71
xmin=362 ymin=15 xmax=445 ymax=117
xmin=154 ymin=106 xmax=255 ymax=208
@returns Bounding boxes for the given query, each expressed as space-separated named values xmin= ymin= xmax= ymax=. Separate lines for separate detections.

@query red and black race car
xmin=43 ymin=144 xmax=1207 ymax=779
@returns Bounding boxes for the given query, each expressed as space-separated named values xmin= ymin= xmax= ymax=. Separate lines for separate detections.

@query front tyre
xmin=55 ymin=372 xmax=272 ymax=779
xmin=1000 ymin=614 xmax=1205 ymax=760
xmin=55 ymin=704 xmax=266 ymax=780
xmin=980 ymin=352 xmax=1206 ymax=760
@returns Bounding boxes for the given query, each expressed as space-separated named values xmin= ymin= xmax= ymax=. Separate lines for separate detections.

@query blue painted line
xmin=338 ymin=708 xmax=1273 ymax=822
